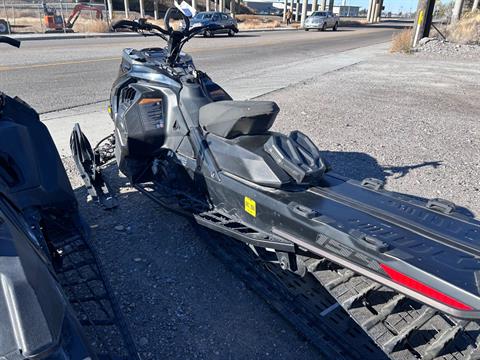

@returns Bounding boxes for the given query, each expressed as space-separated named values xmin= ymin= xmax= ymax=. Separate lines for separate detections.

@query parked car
xmin=0 ymin=19 xmax=10 ymax=34
xmin=304 ymin=11 xmax=339 ymax=31
xmin=190 ymin=11 xmax=239 ymax=37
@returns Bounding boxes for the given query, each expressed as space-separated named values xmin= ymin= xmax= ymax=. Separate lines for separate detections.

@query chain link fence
xmin=0 ymin=0 xmax=109 ymax=33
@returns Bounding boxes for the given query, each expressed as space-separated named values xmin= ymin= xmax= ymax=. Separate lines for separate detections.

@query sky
xmin=344 ymin=0 xmax=417 ymax=13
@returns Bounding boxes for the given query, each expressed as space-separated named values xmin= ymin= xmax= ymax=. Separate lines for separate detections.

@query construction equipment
xmin=67 ymin=8 xmax=480 ymax=359
xmin=0 ymin=36 xmax=139 ymax=360
xmin=43 ymin=1 xmax=103 ymax=33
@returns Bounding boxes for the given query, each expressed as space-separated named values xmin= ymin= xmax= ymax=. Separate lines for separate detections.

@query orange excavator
xmin=43 ymin=1 xmax=104 ymax=32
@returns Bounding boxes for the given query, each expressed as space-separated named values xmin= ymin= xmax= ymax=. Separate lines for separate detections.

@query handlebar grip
xmin=112 ymin=19 xmax=138 ymax=31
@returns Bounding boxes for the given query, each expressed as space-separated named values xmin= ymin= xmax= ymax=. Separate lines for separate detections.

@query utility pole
xmin=320 ymin=0 xmax=326 ymax=10
xmin=473 ymin=0 xmax=479 ymax=10
xmin=375 ymin=0 xmax=383 ymax=21
xmin=123 ymin=0 xmax=129 ymax=18
xmin=231 ymin=0 xmax=236 ymax=18
xmin=328 ymin=0 xmax=334 ymax=11
xmin=139 ymin=0 xmax=145 ymax=17
xmin=192 ymin=0 xmax=197 ymax=12
xmin=295 ymin=0 xmax=299 ymax=21
xmin=154 ymin=0 xmax=159 ymax=19
xmin=283 ymin=0 xmax=287 ymax=21
xmin=312 ymin=0 xmax=317 ymax=11
xmin=452 ymin=0 xmax=464 ymax=22
xmin=206 ymin=0 xmax=210 ymax=11
xmin=411 ymin=0 xmax=436 ymax=47
xmin=106 ymin=0 xmax=113 ymax=20
xmin=366 ymin=0 xmax=374 ymax=22
xmin=301 ymin=0 xmax=307 ymax=26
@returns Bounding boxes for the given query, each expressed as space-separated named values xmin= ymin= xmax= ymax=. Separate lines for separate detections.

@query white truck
xmin=304 ymin=11 xmax=339 ymax=31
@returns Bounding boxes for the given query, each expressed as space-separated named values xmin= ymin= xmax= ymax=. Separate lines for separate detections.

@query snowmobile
xmin=0 ymin=36 xmax=138 ymax=360
xmin=70 ymin=9 xmax=480 ymax=358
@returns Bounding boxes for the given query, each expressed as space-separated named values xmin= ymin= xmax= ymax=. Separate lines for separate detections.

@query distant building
xmin=244 ymin=1 xmax=283 ymax=15
xmin=251 ymin=2 xmax=360 ymax=17
xmin=332 ymin=6 xmax=360 ymax=16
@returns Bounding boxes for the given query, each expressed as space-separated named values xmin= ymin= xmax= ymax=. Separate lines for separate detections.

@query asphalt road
xmin=0 ymin=24 xmax=404 ymax=113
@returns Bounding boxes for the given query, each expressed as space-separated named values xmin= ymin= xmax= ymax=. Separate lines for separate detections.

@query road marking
xmin=0 ymin=28 xmax=380 ymax=73
xmin=0 ymin=57 xmax=119 ymax=72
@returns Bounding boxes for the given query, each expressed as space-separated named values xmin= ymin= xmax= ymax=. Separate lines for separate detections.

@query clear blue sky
xmin=346 ymin=0 xmax=417 ymax=13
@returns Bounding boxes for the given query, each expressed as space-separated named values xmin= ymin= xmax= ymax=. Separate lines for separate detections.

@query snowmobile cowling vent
xmin=199 ymin=100 xmax=279 ymax=139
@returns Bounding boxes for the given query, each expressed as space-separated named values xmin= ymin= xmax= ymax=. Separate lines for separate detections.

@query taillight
xmin=380 ymin=263 xmax=473 ymax=311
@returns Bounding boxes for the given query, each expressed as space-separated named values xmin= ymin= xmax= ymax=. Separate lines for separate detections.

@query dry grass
xmin=447 ymin=10 xmax=480 ymax=44
xmin=6 ymin=15 xmax=111 ymax=33
xmin=236 ymin=14 xmax=282 ymax=30
xmin=6 ymin=17 xmax=43 ymax=33
xmin=74 ymin=19 xmax=109 ymax=33
xmin=390 ymin=28 xmax=413 ymax=53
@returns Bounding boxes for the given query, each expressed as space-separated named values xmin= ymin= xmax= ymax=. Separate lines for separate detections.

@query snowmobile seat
xmin=199 ymin=101 xmax=279 ymax=139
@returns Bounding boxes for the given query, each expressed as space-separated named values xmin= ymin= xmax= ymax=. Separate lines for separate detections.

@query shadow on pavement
xmin=321 ymin=150 xmax=474 ymax=217
xmin=320 ymin=150 xmax=441 ymax=182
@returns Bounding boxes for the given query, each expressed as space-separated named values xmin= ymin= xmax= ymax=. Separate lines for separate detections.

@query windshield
xmin=311 ymin=11 xmax=327 ymax=16
xmin=194 ymin=13 xmax=213 ymax=19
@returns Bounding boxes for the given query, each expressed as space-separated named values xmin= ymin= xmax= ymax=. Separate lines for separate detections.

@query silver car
xmin=304 ymin=11 xmax=339 ymax=31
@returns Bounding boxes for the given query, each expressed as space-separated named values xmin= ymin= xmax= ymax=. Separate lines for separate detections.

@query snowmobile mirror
xmin=0 ymin=36 xmax=20 ymax=48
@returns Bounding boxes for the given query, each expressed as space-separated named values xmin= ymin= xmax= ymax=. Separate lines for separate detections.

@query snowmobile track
xmin=45 ymin=216 xmax=140 ymax=360
xmin=309 ymin=261 xmax=480 ymax=360
xmin=137 ymin=181 xmax=480 ymax=360
xmin=197 ymin=227 xmax=386 ymax=360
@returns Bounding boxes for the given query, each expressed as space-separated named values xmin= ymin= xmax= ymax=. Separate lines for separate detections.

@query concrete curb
xmin=11 ymin=26 xmax=299 ymax=41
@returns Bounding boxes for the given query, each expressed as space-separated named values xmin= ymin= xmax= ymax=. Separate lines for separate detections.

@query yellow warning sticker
xmin=244 ymin=196 xmax=256 ymax=217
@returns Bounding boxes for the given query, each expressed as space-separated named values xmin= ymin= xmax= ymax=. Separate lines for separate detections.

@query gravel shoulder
xmin=414 ymin=38 xmax=480 ymax=60
xmin=266 ymin=52 xmax=480 ymax=215
xmin=64 ymin=50 xmax=480 ymax=359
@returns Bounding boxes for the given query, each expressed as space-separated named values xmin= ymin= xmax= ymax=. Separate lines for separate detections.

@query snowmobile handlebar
xmin=112 ymin=8 xmax=220 ymax=66
xmin=112 ymin=8 xmax=219 ymax=41
xmin=112 ymin=19 xmax=169 ymax=35
xmin=112 ymin=8 xmax=191 ymax=36
xmin=0 ymin=36 xmax=21 ymax=48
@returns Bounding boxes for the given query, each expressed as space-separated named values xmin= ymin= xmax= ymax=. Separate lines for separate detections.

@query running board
xmin=135 ymin=182 xmax=295 ymax=252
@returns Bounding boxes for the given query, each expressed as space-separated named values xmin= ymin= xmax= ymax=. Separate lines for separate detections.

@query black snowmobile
xmin=0 ymin=36 xmax=138 ymax=360
xmin=71 ymin=9 xmax=480 ymax=359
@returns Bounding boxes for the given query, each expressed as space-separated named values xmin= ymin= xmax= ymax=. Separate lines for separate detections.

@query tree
xmin=434 ymin=0 xmax=454 ymax=18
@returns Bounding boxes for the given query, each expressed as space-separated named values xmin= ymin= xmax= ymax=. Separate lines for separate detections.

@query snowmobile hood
xmin=0 ymin=199 xmax=66 ymax=357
